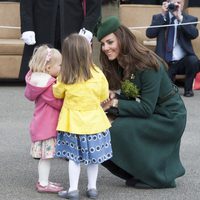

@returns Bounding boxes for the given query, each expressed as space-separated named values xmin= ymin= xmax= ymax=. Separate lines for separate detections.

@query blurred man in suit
xmin=146 ymin=0 xmax=199 ymax=97
xmin=19 ymin=0 xmax=101 ymax=80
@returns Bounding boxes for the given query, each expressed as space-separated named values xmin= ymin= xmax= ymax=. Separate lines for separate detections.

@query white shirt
xmin=169 ymin=12 xmax=186 ymax=61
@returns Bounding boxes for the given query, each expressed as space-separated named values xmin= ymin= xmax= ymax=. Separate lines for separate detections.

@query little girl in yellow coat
xmin=53 ymin=33 xmax=112 ymax=200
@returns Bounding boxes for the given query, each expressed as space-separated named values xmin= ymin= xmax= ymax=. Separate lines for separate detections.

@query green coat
xmin=109 ymin=64 xmax=186 ymax=188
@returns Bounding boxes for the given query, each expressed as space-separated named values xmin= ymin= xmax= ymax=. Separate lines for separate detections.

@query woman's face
xmin=101 ymin=33 xmax=120 ymax=61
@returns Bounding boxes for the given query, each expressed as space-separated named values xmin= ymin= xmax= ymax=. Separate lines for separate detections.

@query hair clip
xmin=45 ymin=48 xmax=52 ymax=62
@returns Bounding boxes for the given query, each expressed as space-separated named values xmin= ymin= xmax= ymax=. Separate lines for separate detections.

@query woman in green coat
xmin=97 ymin=16 xmax=187 ymax=188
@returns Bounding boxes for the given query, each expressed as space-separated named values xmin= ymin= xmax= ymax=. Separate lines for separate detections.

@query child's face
xmin=48 ymin=61 xmax=61 ymax=78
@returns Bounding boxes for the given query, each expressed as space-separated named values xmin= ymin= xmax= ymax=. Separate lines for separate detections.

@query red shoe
xmin=36 ymin=182 xmax=63 ymax=193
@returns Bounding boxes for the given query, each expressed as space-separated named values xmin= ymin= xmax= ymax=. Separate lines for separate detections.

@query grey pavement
xmin=0 ymin=83 xmax=200 ymax=200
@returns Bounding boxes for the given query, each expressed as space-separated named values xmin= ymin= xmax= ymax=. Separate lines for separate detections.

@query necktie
xmin=165 ymin=16 xmax=176 ymax=62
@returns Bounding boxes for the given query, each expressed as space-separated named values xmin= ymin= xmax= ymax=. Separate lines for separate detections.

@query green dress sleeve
xmin=119 ymin=68 xmax=162 ymax=118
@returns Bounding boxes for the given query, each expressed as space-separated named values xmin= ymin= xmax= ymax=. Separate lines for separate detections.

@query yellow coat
xmin=53 ymin=66 xmax=111 ymax=134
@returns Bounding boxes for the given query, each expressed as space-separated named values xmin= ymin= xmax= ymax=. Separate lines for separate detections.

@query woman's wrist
xmin=112 ymin=99 xmax=118 ymax=108
xmin=109 ymin=90 xmax=116 ymax=99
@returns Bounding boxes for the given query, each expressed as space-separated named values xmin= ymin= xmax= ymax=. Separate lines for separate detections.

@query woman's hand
xmin=109 ymin=90 xmax=116 ymax=100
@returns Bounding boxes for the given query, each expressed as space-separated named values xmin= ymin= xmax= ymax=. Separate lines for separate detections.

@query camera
xmin=168 ymin=3 xmax=178 ymax=12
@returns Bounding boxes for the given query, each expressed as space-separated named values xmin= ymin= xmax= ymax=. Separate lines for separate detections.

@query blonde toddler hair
xmin=29 ymin=44 xmax=62 ymax=73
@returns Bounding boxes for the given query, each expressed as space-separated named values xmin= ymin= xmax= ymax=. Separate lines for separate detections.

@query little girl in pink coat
xmin=24 ymin=44 xmax=63 ymax=193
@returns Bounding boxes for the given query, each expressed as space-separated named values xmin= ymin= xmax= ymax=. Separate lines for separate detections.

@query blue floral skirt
xmin=55 ymin=129 xmax=112 ymax=165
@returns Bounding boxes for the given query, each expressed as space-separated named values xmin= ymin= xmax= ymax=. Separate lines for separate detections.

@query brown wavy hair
xmin=99 ymin=25 xmax=168 ymax=90
xmin=61 ymin=33 xmax=94 ymax=84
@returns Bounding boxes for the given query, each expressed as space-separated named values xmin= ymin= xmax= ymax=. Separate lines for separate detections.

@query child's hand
xmin=101 ymin=98 xmax=118 ymax=111
xmin=101 ymin=99 xmax=113 ymax=111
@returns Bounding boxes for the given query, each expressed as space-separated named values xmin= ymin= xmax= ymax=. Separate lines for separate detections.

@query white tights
xmin=38 ymin=159 xmax=51 ymax=186
xmin=68 ymin=160 xmax=98 ymax=192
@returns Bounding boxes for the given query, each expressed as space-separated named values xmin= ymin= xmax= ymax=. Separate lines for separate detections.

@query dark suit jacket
xmin=120 ymin=0 xmax=162 ymax=4
xmin=146 ymin=12 xmax=199 ymax=60
xmin=19 ymin=0 xmax=101 ymax=79
xmin=188 ymin=0 xmax=200 ymax=7
xmin=20 ymin=0 xmax=101 ymax=44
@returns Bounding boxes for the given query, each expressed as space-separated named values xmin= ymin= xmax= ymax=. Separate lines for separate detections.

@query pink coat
xmin=25 ymin=72 xmax=63 ymax=142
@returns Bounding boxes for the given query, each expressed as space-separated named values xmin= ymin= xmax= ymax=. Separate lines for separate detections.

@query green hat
xmin=97 ymin=16 xmax=120 ymax=41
